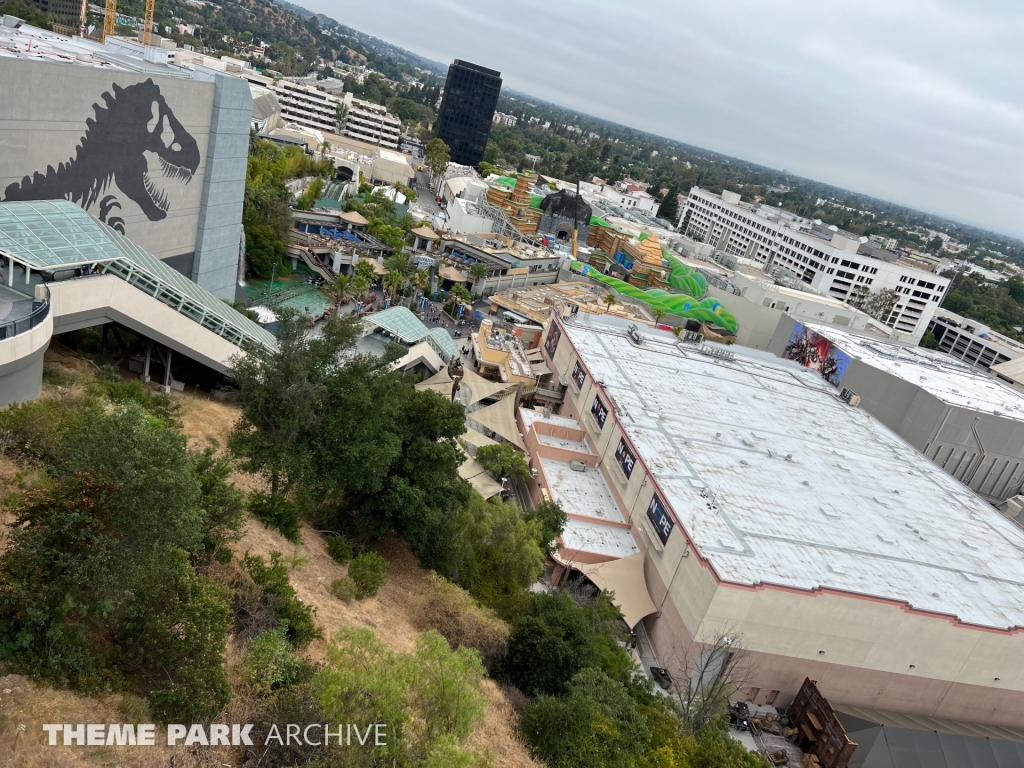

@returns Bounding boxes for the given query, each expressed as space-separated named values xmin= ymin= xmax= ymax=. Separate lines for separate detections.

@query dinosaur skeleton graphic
xmin=2 ymin=78 xmax=201 ymax=235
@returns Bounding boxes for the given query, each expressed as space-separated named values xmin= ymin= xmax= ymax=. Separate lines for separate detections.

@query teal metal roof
xmin=363 ymin=306 xmax=458 ymax=361
xmin=0 ymin=201 xmax=276 ymax=352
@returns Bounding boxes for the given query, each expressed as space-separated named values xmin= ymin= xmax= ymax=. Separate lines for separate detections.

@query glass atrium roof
xmin=0 ymin=201 xmax=122 ymax=267
xmin=363 ymin=306 xmax=459 ymax=361
xmin=0 ymin=201 xmax=276 ymax=351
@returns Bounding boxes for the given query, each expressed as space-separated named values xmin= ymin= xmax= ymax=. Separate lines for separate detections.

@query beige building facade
xmin=537 ymin=311 xmax=1024 ymax=727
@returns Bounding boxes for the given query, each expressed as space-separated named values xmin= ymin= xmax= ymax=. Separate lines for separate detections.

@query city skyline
xmin=309 ymin=0 xmax=1024 ymax=241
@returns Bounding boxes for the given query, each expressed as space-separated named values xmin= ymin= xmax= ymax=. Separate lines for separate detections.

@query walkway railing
xmin=0 ymin=286 xmax=49 ymax=341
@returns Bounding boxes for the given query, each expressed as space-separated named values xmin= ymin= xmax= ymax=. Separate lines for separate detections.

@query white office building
xmin=680 ymin=188 xmax=950 ymax=341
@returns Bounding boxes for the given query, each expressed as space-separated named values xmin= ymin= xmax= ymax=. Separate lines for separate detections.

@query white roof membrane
xmin=563 ymin=320 xmax=1024 ymax=630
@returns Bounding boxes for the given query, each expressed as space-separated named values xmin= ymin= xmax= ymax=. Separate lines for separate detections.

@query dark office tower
xmin=435 ymin=60 xmax=502 ymax=167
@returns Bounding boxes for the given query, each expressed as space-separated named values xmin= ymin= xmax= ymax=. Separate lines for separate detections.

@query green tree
xmin=656 ymin=183 xmax=680 ymax=223
xmin=355 ymin=258 xmax=379 ymax=283
xmin=0 ymin=0 xmax=51 ymax=28
xmin=524 ymin=499 xmax=567 ymax=557
xmin=522 ymin=669 xmax=652 ymax=768
xmin=0 ymin=402 xmax=237 ymax=722
xmin=325 ymin=273 xmax=353 ymax=309
xmin=498 ymin=591 xmax=601 ymax=696
xmin=920 ymin=331 xmax=940 ymax=349
xmin=349 ymin=551 xmax=389 ymax=599
xmin=476 ymin=442 xmax=530 ymax=483
xmin=314 ymin=627 xmax=486 ymax=765
xmin=229 ymin=311 xmax=362 ymax=501
xmin=469 ymin=262 xmax=489 ymax=295
xmin=445 ymin=494 xmax=546 ymax=617
xmin=425 ymin=137 xmax=451 ymax=192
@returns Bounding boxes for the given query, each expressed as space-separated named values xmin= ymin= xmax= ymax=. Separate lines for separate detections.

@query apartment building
xmin=680 ymin=188 xmax=950 ymax=340
xmin=242 ymin=72 xmax=339 ymax=133
xmin=342 ymin=95 xmax=401 ymax=149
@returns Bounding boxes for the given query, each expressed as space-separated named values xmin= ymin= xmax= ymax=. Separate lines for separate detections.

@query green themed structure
xmin=572 ymin=254 xmax=738 ymax=334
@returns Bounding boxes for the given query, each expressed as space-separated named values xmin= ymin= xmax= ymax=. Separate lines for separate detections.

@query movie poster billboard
xmin=544 ymin=323 xmax=561 ymax=356
xmin=572 ymin=360 xmax=587 ymax=389
xmin=646 ymin=493 xmax=674 ymax=545
xmin=591 ymin=395 xmax=608 ymax=429
xmin=782 ymin=322 xmax=851 ymax=386
xmin=615 ymin=438 xmax=636 ymax=479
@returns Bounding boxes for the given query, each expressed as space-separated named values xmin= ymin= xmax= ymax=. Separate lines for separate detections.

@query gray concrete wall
xmin=191 ymin=70 xmax=251 ymax=298
xmin=708 ymin=284 xmax=784 ymax=350
xmin=0 ymin=58 xmax=216 ymax=263
xmin=0 ymin=343 xmax=45 ymax=408
xmin=839 ymin=361 xmax=930 ymax=439
xmin=766 ymin=313 xmax=799 ymax=357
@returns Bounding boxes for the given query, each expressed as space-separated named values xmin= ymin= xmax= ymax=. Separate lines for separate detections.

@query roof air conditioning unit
xmin=627 ymin=324 xmax=645 ymax=346
xmin=839 ymin=388 xmax=860 ymax=406
xmin=570 ymin=461 xmax=587 ymax=472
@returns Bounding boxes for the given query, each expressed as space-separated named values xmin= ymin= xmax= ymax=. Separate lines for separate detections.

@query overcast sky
xmin=305 ymin=0 xmax=1024 ymax=240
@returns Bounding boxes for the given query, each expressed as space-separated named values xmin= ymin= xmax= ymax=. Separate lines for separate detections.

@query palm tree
xmin=325 ymin=274 xmax=352 ymax=310
xmin=469 ymin=262 xmax=489 ymax=297
xmin=350 ymin=275 xmax=371 ymax=302
xmin=652 ymin=308 xmax=667 ymax=324
xmin=354 ymin=259 xmax=378 ymax=284
xmin=604 ymin=293 xmax=617 ymax=310
xmin=385 ymin=252 xmax=414 ymax=279
xmin=383 ymin=270 xmax=404 ymax=302
xmin=397 ymin=211 xmax=417 ymax=233
xmin=409 ymin=268 xmax=430 ymax=298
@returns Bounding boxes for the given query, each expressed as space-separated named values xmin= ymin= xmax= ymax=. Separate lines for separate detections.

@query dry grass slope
xmin=0 ymin=363 xmax=543 ymax=767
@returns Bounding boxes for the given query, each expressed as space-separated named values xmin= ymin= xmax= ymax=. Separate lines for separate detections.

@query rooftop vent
xmin=878 ymin=534 xmax=895 ymax=544
xmin=827 ymin=563 xmax=846 ymax=575
xmin=569 ymin=461 xmax=587 ymax=472
xmin=720 ymin=538 xmax=742 ymax=551
xmin=820 ymin=505 xmax=840 ymax=519
xmin=626 ymin=324 xmax=645 ymax=347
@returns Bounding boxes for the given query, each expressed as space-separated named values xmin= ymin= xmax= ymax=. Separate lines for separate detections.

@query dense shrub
xmin=0 ymin=400 xmax=242 ymax=722
xmin=238 ymin=552 xmax=321 ymax=647
xmin=349 ymin=551 xmax=389 ymax=599
xmin=240 ymin=629 xmax=313 ymax=697
xmin=314 ymin=628 xmax=487 ymax=765
xmin=326 ymin=534 xmax=354 ymax=564
xmin=248 ymin=491 xmax=303 ymax=543
xmin=521 ymin=669 xmax=651 ymax=768
xmin=415 ymin=573 xmax=510 ymax=667
xmin=328 ymin=576 xmax=357 ymax=603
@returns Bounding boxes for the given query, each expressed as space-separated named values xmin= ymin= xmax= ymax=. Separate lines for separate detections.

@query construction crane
xmin=102 ymin=0 xmax=116 ymax=40
xmin=141 ymin=0 xmax=154 ymax=45
xmin=101 ymin=0 xmax=155 ymax=45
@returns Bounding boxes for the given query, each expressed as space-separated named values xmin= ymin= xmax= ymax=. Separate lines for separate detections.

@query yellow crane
xmin=102 ymin=0 xmax=155 ymax=45
xmin=141 ymin=0 xmax=154 ymax=45
xmin=102 ymin=0 xmax=116 ymax=40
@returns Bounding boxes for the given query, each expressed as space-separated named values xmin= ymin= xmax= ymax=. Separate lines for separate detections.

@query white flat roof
xmin=809 ymin=325 xmax=1024 ymax=423
xmin=561 ymin=518 xmax=639 ymax=560
xmin=563 ymin=319 xmax=1024 ymax=630
xmin=520 ymin=407 xmax=582 ymax=433
xmin=541 ymin=458 xmax=624 ymax=524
